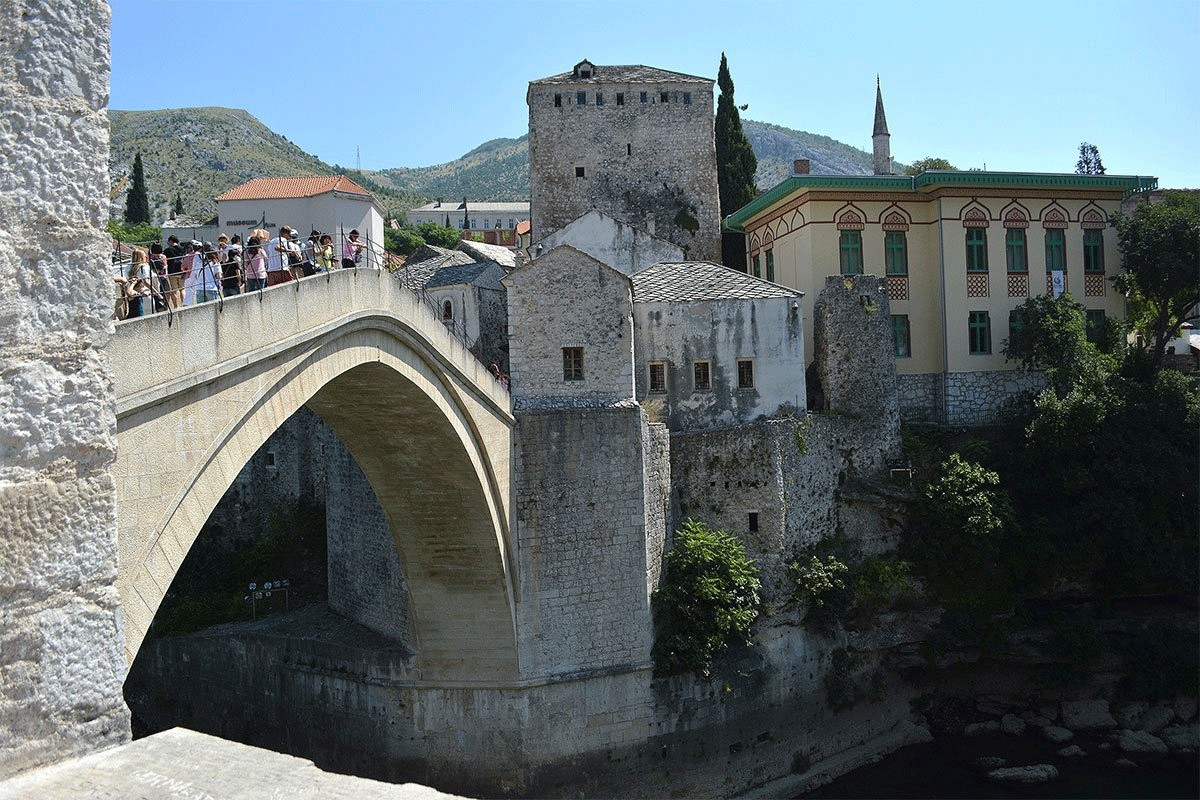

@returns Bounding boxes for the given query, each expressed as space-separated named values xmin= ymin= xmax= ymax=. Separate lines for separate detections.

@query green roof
xmin=724 ymin=171 xmax=1159 ymax=231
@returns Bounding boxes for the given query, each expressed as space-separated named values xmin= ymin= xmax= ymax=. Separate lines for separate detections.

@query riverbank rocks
xmin=1158 ymin=723 xmax=1199 ymax=752
xmin=1135 ymin=706 xmax=1174 ymax=733
xmin=1042 ymin=726 xmax=1074 ymax=743
xmin=972 ymin=756 xmax=1006 ymax=770
xmin=1116 ymin=702 xmax=1149 ymax=729
xmin=1116 ymin=729 xmax=1168 ymax=754
xmin=1057 ymin=745 xmax=1086 ymax=757
xmin=1000 ymin=714 xmax=1026 ymax=736
xmin=1021 ymin=711 xmax=1052 ymax=729
xmin=1114 ymin=757 xmax=1137 ymax=768
xmin=987 ymin=764 xmax=1058 ymax=784
xmin=1061 ymin=699 xmax=1116 ymax=730
xmin=964 ymin=721 xmax=1000 ymax=736
xmin=1174 ymin=697 xmax=1198 ymax=722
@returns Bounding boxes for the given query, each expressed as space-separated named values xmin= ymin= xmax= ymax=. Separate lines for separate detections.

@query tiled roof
xmin=532 ymin=64 xmax=711 ymax=85
xmin=515 ymin=220 xmax=531 ymax=236
xmin=426 ymin=262 xmax=496 ymax=289
xmin=631 ymin=261 xmax=802 ymax=303
xmin=217 ymin=176 xmax=374 ymax=201
xmin=456 ymin=239 xmax=518 ymax=270
xmin=405 ymin=244 xmax=462 ymax=265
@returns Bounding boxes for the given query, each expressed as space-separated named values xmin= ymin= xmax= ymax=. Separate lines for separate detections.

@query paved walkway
xmin=0 ymin=728 xmax=462 ymax=800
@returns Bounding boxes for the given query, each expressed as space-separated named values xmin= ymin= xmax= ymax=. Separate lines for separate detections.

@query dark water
xmin=800 ymin=731 xmax=1198 ymax=799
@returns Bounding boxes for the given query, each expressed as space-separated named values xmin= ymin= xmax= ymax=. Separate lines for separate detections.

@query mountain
xmin=108 ymin=108 xmax=892 ymax=222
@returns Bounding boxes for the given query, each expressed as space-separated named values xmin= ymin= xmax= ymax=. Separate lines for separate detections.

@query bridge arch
xmin=109 ymin=270 xmax=516 ymax=681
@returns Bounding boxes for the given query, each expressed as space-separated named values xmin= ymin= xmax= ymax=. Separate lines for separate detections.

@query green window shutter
xmin=766 ymin=249 xmax=775 ymax=281
xmin=1005 ymin=228 xmax=1027 ymax=273
xmin=884 ymin=231 xmax=908 ymax=275
xmin=966 ymin=229 xmax=988 ymax=272
xmin=1083 ymin=229 xmax=1105 ymax=273
xmin=891 ymin=314 xmax=911 ymax=357
xmin=969 ymin=310 xmax=991 ymax=354
xmin=752 ymin=254 xmax=761 ymax=278
xmin=839 ymin=231 xmax=862 ymax=275
xmin=1045 ymin=229 xmax=1065 ymax=272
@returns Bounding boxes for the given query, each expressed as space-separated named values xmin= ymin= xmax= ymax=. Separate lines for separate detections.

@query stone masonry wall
xmin=528 ymin=73 xmax=721 ymax=263
xmin=0 ymin=0 xmax=132 ymax=778
xmin=504 ymin=246 xmax=634 ymax=405
xmin=944 ymin=370 xmax=1047 ymax=425
xmin=896 ymin=373 xmax=942 ymax=424
xmin=326 ymin=436 xmax=412 ymax=643
xmin=512 ymin=405 xmax=661 ymax=678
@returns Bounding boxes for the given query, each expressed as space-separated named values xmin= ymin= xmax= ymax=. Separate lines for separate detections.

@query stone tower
xmin=872 ymin=76 xmax=892 ymax=176
xmin=527 ymin=59 xmax=721 ymax=263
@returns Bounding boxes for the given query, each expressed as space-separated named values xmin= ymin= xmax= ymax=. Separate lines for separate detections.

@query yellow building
xmin=725 ymin=169 xmax=1157 ymax=423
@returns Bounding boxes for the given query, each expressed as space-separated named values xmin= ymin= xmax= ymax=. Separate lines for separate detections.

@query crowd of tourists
xmin=115 ymin=226 xmax=369 ymax=319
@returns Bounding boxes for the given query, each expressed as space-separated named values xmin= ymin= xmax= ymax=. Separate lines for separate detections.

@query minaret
xmin=872 ymin=76 xmax=892 ymax=176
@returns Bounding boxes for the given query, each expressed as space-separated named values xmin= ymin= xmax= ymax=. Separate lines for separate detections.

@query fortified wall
xmin=0 ymin=0 xmax=132 ymax=779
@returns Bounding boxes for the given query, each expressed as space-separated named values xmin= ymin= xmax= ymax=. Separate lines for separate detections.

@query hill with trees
xmin=109 ymin=107 xmax=890 ymax=223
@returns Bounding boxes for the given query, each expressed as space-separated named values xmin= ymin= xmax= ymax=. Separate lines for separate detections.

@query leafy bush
xmin=107 ymin=218 xmax=161 ymax=247
xmin=652 ymin=519 xmax=761 ymax=677
xmin=792 ymin=555 xmax=848 ymax=608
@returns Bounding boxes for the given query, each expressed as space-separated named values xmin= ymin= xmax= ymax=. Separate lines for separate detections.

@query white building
xmin=216 ymin=176 xmax=385 ymax=265
xmin=406 ymin=200 xmax=529 ymax=248
xmin=529 ymin=210 xmax=684 ymax=276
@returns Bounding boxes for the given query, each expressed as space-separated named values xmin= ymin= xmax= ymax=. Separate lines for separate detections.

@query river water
xmin=800 ymin=730 xmax=1197 ymax=799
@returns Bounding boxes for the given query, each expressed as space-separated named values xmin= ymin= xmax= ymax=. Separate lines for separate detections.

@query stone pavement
xmin=0 ymin=728 xmax=462 ymax=800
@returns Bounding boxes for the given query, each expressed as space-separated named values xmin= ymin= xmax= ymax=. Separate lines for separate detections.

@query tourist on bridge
xmin=266 ymin=226 xmax=294 ymax=287
xmin=243 ymin=237 xmax=267 ymax=292
xmin=342 ymin=229 xmax=365 ymax=268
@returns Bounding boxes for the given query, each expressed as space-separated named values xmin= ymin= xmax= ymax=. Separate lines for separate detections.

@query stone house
xmin=529 ymin=209 xmax=684 ymax=276
xmin=527 ymin=59 xmax=721 ymax=263
xmin=724 ymin=84 xmax=1159 ymax=424
xmin=631 ymin=261 xmax=805 ymax=431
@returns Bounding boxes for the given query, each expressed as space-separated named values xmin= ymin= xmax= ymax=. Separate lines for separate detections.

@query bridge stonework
xmin=0 ymin=0 xmax=132 ymax=779
xmin=108 ymin=268 xmax=516 ymax=680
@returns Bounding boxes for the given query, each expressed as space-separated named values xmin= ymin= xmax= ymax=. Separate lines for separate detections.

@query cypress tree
xmin=123 ymin=152 xmax=151 ymax=225
xmin=173 ymin=192 xmax=183 ymax=215
xmin=715 ymin=53 xmax=757 ymax=271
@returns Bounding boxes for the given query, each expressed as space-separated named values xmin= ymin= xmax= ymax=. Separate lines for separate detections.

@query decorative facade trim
xmin=836 ymin=208 xmax=865 ymax=231
xmin=962 ymin=206 xmax=990 ymax=228
xmin=881 ymin=208 xmax=911 ymax=231
xmin=1081 ymin=208 xmax=1108 ymax=229
xmin=1040 ymin=203 xmax=1069 ymax=229
xmin=1002 ymin=207 xmax=1030 ymax=229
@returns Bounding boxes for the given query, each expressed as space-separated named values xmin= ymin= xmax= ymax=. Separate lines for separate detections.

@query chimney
xmin=794 ymin=159 xmax=811 ymax=175
xmin=435 ymin=198 xmax=442 ymax=207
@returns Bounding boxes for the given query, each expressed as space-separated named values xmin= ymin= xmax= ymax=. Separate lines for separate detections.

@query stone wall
xmin=896 ymin=372 xmax=942 ymax=424
xmin=0 ymin=0 xmax=132 ymax=779
xmin=511 ymin=405 xmax=661 ymax=677
xmin=944 ymin=370 xmax=1046 ymax=426
xmin=528 ymin=70 xmax=721 ymax=263
xmin=475 ymin=285 xmax=508 ymax=371
xmin=504 ymin=245 xmax=634 ymax=406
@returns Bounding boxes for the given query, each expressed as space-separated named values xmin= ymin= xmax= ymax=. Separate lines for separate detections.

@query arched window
xmin=837 ymin=210 xmax=864 ymax=275
xmin=442 ymin=300 xmax=453 ymax=322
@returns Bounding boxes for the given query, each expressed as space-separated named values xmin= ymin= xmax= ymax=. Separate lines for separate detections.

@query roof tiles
xmin=217 ymin=176 xmax=374 ymax=202
xmin=631 ymin=261 xmax=801 ymax=303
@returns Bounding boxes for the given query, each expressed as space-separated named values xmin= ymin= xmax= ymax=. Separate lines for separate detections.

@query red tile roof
xmin=217 ymin=176 xmax=374 ymax=202
xmin=515 ymin=220 xmax=531 ymax=236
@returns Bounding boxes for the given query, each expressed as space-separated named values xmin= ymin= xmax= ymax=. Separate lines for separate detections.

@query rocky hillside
xmin=109 ymin=108 xmax=893 ymax=222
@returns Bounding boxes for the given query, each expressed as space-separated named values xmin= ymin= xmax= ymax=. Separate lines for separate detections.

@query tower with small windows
xmin=527 ymin=59 xmax=721 ymax=263
xmin=872 ymin=76 xmax=892 ymax=176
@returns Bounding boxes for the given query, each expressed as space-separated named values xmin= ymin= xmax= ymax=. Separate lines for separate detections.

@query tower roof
xmin=873 ymin=77 xmax=889 ymax=137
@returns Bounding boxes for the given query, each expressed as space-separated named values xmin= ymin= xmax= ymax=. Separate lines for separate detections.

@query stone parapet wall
xmin=0 ymin=0 xmax=131 ymax=778
xmin=944 ymin=370 xmax=1046 ymax=426
xmin=896 ymin=373 xmax=942 ymax=424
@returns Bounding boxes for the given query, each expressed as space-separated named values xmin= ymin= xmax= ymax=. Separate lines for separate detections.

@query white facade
xmin=529 ymin=210 xmax=684 ymax=276
xmin=218 ymin=193 xmax=384 ymax=266
xmin=407 ymin=200 xmax=529 ymax=232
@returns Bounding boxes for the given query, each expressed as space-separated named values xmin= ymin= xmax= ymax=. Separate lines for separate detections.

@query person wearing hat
xmin=216 ymin=232 xmax=230 ymax=263
xmin=221 ymin=242 xmax=243 ymax=297
xmin=286 ymin=228 xmax=306 ymax=279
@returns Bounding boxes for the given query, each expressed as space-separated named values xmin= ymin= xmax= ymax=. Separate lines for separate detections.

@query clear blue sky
xmin=111 ymin=0 xmax=1199 ymax=188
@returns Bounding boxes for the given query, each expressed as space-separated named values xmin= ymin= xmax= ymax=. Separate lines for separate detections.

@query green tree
xmin=1075 ymin=142 xmax=1106 ymax=175
xmin=461 ymin=196 xmax=470 ymax=231
xmin=715 ymin=53 xmax=758 ymax=271
xmin=1112 ymin=190 xmax=1200 ymax=369
xmin=106 ymin=219 xmax=161 ymax=246
xmin=173 ymin=192 xmax=183 ymax=215
xmin=1003 ymin=294 xmax=1118 ymax=396
xmin=415 ymin=221 xmax=462 ymax=249
xmin=903 ymin=157 xmax=956 ymax=176
xmin=652 ymin=519 xmax=761 ymax=677
xmin=123 ymin=152 xmax=151 ymax=225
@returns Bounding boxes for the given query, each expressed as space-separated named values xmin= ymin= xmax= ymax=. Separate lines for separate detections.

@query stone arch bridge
xmin=107 ymin=268 xmax=515 ymax=681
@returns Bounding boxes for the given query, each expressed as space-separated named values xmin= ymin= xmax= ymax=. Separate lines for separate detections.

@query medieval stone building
xmin=527 ymin=59 xmax=722 ymax=263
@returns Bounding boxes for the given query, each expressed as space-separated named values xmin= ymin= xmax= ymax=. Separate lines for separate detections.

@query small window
xmin=579 ymin=68 xmax=591 ymax=79
xmin=737 ymin=359 xmax=754 ymax=389
xmin=626 ymin=143 xmax=632 ymax=156
xmin=748 ymin=512 xmax=759 ymax=533
xmin=575 ymin=166 xmax=586 ymax=178
xmin=576 ymin=91 xmax=586 ymax=105
xmin=554 ymin=93 xmax=562 ymax=107
xmin=648 ymin=362 xmax=667 ymax=394
xmin=968 ymin=310 xmax=991 ymax=355
xmin=508 ymin=219 xmax=515 ymax=229
xmin=839 ymin=231 xmax=863 ymax=274
xmin=1085 ymin=310 xmax=1106 ymax=343
xmin=265 ymin=451 xmax=277 ymax=468
xmin=1005 ymin=228 xmax=1028 ymax=273
xmin=442 ymin=300 xmax=453 ymax=321
xmin=884 ymin=231 xmax=908 ymax=275
xmin=660 ymin=91 xmax=669 ymax=103
xmin=1045 ymin=229 xmax=1066 ymax=272
xmin=765 ymin=249 xmax=775 ymax=282
xmin=891 ymin=315 xmax=911 ymax=358
xmin=683 ymin=92 xmax=691 ymax=105
xmin=483 ymin=218 xmax=490 ymax=230
xmin=640 ymin=91 xmax=648 ymax=104
xmin=751 ymin=254 xmax=761 ymax=278
xmin=966 ymin=229 xmax=988 ymax=272
xmin=1008 ymin=308 xmax=1023 ymax=341
xmin=693 ymin=361 xmax=711 ymax=392
xmin=1083 ymin=229 xmax=1105 ymax=273
xmin=616 ymin=92 xmax=624 ymax=106
xmin=596 ymin=92 xmax=604 ymax=106
xmin=563 ymin=347 xmax=584 ymax=381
